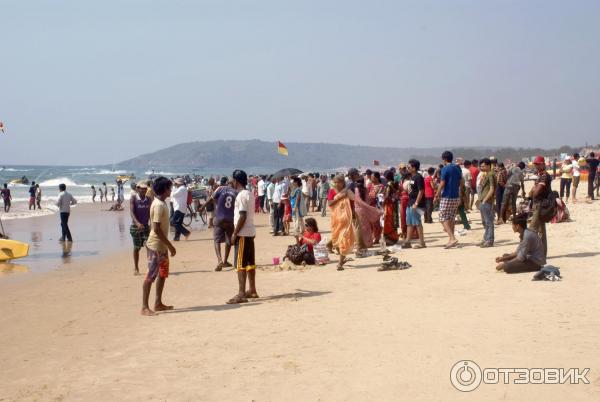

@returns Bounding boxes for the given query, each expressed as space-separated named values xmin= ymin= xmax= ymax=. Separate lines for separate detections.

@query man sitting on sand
xmin=495 ymin=213 xmax=546 ymax=273
xmin=142 ymin=177 xmax=176 ymax=316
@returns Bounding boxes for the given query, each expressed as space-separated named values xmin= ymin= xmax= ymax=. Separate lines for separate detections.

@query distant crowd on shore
xmin=118 ymin=149 xmax=599 ymax=314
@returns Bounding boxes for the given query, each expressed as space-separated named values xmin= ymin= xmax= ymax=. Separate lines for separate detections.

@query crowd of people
xmin=118 ymin=149 xmax=599 ymax=315
xmin=3 ymin=149 xmax=599 ymax=316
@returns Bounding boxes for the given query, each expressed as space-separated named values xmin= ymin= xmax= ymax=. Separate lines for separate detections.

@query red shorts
xmin=146 ymin=249 xmax=169 ymax=282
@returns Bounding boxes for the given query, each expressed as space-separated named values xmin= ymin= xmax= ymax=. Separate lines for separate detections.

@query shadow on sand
xmin=547 ymin=252 xmax=600 ymax=259
xmin=160 ymin=289 xmax=332 ymax=314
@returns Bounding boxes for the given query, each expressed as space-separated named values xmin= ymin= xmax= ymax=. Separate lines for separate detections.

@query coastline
xmin=1 ymin=179 xmax=600 ymax=400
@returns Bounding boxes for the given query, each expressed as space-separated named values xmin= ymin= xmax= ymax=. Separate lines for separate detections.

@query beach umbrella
xmin=272 ymin=168 xmax=303 ymax=179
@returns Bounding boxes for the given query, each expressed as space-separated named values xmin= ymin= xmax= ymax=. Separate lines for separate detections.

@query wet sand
xmin=1 ymin=182 xmax=600 ymax=400
xmin=0 ymin=203 xmax=207 ymax=274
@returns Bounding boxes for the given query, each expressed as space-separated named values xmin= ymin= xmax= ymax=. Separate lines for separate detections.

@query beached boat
xmin=0 ymin=239 xmax=30 ymax=262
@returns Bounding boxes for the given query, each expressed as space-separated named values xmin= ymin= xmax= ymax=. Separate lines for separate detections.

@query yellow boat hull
xmin=0 ymin=239 xmax=30 ymax=261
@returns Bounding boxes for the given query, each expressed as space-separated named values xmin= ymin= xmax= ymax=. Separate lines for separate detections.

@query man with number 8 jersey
xmin=208 ymin=177 xmax=238 ymax=271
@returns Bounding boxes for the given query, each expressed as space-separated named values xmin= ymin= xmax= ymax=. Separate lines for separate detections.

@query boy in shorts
xmin=227 ymin=169 xmax=258 ymax=304
xmin=142 ymin=177 xmax=176 ymax=316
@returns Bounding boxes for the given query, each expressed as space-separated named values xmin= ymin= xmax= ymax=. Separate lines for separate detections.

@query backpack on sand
xmin=285 ymin=244 xmax=308 ymax=265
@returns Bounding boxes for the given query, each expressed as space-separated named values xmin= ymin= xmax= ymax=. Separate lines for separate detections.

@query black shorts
xmin=234 ymin=236 xmax=255 ymax=271
xmin=213 ymin=219 xmax=234 ymax=244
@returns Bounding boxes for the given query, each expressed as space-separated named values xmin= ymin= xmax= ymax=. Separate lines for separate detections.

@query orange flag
xmin=277 ymin=141 xmax=288 ymax=156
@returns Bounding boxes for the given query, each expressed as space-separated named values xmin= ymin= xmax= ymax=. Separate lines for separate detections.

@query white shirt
xmin=171 ymin=185 xmax=188 ymax=213
xmin=273 ymin=182 xmax=283 ymax=203
xmin=266 ymin=182 xmax=275 ymax=200
xmin=56 ymin=191 xmax=77 ymax=213
xmin=572 ymin=160 xmax=580 ymax=177
xmin=234 ymin=189 xmax=256 ymax=237
xmin=301 ymin=179 xmax=309 ymax=195
xmin=461 ymin=167 xmax=472 ymax=184
xmin=257 ymin=180 xmax=266 ymax=196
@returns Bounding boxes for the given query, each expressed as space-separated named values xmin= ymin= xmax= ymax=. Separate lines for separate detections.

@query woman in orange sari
xmin=383 ymin=170 xmax=400 ymax=245
xmin=328 ymin=175 xmax=355 ymax=270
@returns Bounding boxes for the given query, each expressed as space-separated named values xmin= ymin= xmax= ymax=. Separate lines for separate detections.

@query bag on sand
xmin=538 ymin=191 xmax=558 ymax=223
xmin=314 ymin=238 xmax=330 ymax=265
xmin=285 ymin=244 xmax=308 ymax=265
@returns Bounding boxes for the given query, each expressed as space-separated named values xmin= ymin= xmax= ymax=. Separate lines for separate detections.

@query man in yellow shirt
xmin=142 ymin=177 xmax=177 ymax=316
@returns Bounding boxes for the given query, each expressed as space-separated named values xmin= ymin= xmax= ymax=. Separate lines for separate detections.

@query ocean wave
xmin=38 ymin=178 xmax=91 ymax=187
xmin=1 ymin=168 xmax=33 ymax=172
xmin=145 ymin=171 xmax=183 ymax=176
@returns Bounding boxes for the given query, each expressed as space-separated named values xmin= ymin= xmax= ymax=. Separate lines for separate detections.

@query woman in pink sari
xmin=367 ymin=172 xmax=384 ymax=243
xmin=355 ymin=178 xmax=383 ymax=248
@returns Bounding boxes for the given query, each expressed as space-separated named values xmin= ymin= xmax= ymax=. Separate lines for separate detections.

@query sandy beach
xmin=1 ymin=181 xmax=600 ymax=401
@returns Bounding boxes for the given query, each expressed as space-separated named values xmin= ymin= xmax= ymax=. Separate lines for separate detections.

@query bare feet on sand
xmin=141 ymin=307 xmax=156 ymax=316
xmin=154 ymin=303 xmax=174 ymax=311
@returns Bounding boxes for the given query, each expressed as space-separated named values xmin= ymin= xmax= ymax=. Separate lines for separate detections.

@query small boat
xmin=116 ymin=174 xmax=136 ymax=183
xmin=9 ymin=176 xmax=29 ymax=185
xmin=0 ymin=239 xmax=30 ymax=262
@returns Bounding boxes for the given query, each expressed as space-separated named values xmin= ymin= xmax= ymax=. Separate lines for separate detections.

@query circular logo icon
xmin=450 ymin=360 xmax=482 ymax=392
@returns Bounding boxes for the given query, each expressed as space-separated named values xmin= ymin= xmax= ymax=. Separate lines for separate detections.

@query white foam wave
xmin=38 ymin=178 xmax=82 ymax=187
xmin=1 ymin=168 xmax=33 ymax=172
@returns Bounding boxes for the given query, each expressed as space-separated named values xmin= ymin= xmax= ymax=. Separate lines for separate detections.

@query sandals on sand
xmin=226 ymin=295 xmax=248 ymax=304
xmin=378 ymin=257 xmax=411 ymax=271
xmin=444 ymin=240 xmax=459 ymax=249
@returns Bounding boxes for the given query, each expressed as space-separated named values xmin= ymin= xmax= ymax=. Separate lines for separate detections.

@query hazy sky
xmin=2 ymin=0 xmax=599 ymax=165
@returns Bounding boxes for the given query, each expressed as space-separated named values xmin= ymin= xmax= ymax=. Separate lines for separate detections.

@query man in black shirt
xmin=28 ymin=181 xmax=37 ymax=210
xmin=529 ymin=156 xmax=551 ymax=257
xmin=402 ymin=159 xmax=426 ymax=249
xmin=586 ymin=152 xmax=599 ymax=201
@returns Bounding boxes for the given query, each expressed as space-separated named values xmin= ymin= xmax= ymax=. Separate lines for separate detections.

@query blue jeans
xmin=479 ymin=202 xmax=494 ymax=245
xmin=171 ymin=210 xmax=190 ymax=240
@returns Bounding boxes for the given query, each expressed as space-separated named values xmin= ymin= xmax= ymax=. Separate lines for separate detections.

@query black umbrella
xmin=272 ymin=168 xmax=303 ymax=179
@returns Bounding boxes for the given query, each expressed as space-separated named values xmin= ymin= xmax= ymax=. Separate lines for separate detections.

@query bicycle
xmin=183 ymin=197 xmax=208 ymax=227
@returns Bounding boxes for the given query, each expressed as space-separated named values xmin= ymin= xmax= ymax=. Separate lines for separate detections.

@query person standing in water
xmin=130 ymin=182 xmax=151 ymax=276
xmin=28 ymin=181 xmax=37 ymax=210
xmin=35 ymin=184 xmax=42 ymax=209
xmin=91 ymin=185 xmax=97 ymax=203
xmin=1 ymin=183 xmax=12 ymax=213
xmin=56 ymin=183 xmax=77 ymax=242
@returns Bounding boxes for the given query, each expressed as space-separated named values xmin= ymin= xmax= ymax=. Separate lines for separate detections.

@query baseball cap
xmin=533 ymin=156 xmax=545 ymax=164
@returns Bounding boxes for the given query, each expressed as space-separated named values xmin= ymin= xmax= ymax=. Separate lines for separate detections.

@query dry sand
xmin=1 ymin=183 xmax=600 ymax=401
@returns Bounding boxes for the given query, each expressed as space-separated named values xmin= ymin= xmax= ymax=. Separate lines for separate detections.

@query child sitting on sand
xmin=295 ymin=218 xmax=322 ymax=265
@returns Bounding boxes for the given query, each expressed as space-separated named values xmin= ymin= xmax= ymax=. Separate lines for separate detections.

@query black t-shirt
xmin=407 ymin=173 xmax=426 ymax=208
xmin=588 ymin=158 xmax=599 ymax=176
xmin=29 ymin=185 xmax=36 ymax=197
